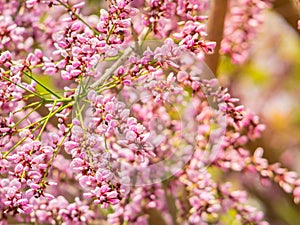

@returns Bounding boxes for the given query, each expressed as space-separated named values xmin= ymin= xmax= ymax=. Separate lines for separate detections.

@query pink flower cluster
xmin=174 ymin=19 xmax=216 ymax=55
xmin=221 ymin=0 xmax=272 ymax=63
xmin=30 ymin=196 xmax=94 ymax=224
xmin=43 ymin=0 xmax=137 ymax=80
xmin=0 ymin=0 xmax=299 ymax=225
xmin=0 ymin=51 xmax=25 ymax=113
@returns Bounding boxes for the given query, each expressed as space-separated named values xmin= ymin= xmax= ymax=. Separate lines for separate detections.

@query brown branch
xmin=146 ymin=208 xmax=169 ymax=225
xmin=273 ymin=0 xmax=300 ymax=36
xmin=205 ymin=0 xmax=228 ymax=76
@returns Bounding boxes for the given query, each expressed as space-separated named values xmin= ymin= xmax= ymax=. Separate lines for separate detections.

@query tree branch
xmin=273 ymin=0 xmax=300 ymax=36
xmin=205 ymin=0 xmax=228 ymax=76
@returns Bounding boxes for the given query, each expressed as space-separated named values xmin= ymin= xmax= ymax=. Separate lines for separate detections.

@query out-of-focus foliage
xmin=219 ymin=11 xmax=300 ymax=225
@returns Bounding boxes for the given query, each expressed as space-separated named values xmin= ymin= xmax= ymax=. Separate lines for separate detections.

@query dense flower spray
xmin=0 ymin=0 xmax=299 ymax=225
xmin=221 ymin=0 xmax=273 ymax=64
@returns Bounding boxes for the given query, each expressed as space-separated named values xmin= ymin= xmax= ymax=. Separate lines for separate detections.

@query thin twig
xmin=56 ymin=0 xmax=100 ymax=35
xmin=23 ymin=71 xmax=63 ymax=99
xmin=90 ymin=28 xmax=149 ymax=89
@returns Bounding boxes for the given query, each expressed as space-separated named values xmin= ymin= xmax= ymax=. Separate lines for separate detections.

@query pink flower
xmin=177 ymin=71 xmax=189 ymax=82
xmin=293 ymin=186 xmax=300 ymax=203
xmin=125 ymin=130 xmax=137 ymax=141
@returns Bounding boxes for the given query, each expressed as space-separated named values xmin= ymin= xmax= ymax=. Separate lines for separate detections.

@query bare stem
xmin=23 ymin=71 xmax=63 ymax=99
xmin=205 ymin=0 xmax=228 ymax=76
xmin=273 ymin=0 xmax=300 ymax=36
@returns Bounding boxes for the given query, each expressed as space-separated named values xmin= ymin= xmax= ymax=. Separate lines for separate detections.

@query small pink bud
xmin=73 ymin=2 xmax=85 ymax=9
xmin=126 ymin=130 xmax=137 ymax=141
xmin=177 ymin=71 xmax=189 ymax=82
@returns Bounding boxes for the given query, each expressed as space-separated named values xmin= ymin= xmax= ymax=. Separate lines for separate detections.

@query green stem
xmin=36 ymin=100 xmax=57 ymax=140
xmin=106 ymin=24 xmax=116 ymax=44
xmin=75 ymin=76 xmax=87 ymax=129
xmin=88 ymin=80 xmax=115 ymax=97
xmin=13 ymin=0 xmax=24 ymax=19
xmin=140 ymin=27 xmax=151 ymax=48
xmin=22 ymin=90 xmax=74 ymax=100
xmin=13 ymin=101 xmax=42 ymax=114
xmin=75 ymin=100 xmax=95 ymax=164
xmin=4 ymin=64 xmax=44 ymax=75
xmin=23 ymin=71 xmax=63 ymax=99
xmin=20 ymin=102 xmax=73 ymax=131
xmin=75 ymin=101 xmax=86 ymax=129
xmin=42 ymin=124 xmax=72 ymax=181
xmin=96 ymin=84 xmax=117 ymax=93
xmin=104 ymin=135 xmax=109 ymax=152
xmin=1 ymin=75 xmax=47 ymax=100
xmin=3 ymin=124 xmax=41 ymax=158
xmin=56 ymin=0 xmax=100 ymax=36
xmin=14 ymin=102 xmax=43 ymax=127
xmin=104 ymin=55 xmax=121 ymax=61
xmin=105 ymin=9 xmax=122 ymax=43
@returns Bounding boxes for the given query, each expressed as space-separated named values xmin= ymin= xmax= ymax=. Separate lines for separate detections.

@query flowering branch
xmin=56 ymin=0 xmax=100 ymax=36
xmin=0 ymin=1 xmax=299 ymax=225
